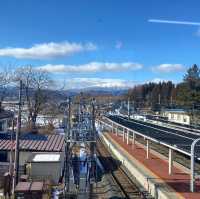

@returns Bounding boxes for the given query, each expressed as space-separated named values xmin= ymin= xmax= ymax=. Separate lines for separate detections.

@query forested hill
xmin=127 ymin=64 xmax=200 ymax=112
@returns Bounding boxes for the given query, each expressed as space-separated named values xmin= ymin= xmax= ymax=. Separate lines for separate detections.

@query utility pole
xmin=170 ymin=95 xmax=173 ymax=107
xmin=158 ymin=94 xmax=161 ymax=105
xmin=64 ymin=97 xmax=71 ymax=197
xmin=92 ymin=98 xmax=95 ymax=137
xmin=9 ymin=118 xmax=15 ymax=174
xmin=127 ymin=98 xmax=130 ymax=120
xmin=13 ymin=80 xmax=22 ymax=188
xmin=90 ymin=98 xmax=96 ymax=193
xmin=68 ymin=98 xmax=71 ymax=140
xmin=90 ymin=98 xmax=96 ymax=160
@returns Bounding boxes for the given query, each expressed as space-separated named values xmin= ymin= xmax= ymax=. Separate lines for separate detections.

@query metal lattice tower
xmin=63 ymin=97 xmax=97 ymax=198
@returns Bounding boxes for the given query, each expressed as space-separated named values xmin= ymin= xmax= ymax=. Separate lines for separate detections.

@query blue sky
xmin=0 ymin=0 xmax=200 ymax=88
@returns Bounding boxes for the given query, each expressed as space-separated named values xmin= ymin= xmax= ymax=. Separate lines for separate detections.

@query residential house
xmin=0 ymin=109 xmax=13 ymax=132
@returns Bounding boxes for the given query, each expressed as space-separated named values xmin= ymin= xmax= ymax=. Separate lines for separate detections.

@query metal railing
xmin=97 ymin=115 xmax=200 ymax=192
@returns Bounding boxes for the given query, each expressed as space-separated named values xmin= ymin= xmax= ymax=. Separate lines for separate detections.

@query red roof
xmin=0 ymin=134 xmax=64 ymax=152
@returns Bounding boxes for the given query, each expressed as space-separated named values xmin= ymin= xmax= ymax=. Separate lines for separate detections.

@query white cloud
xmin=37 ymin=62 xmax=143 ymax=73
xmin=60 ymin=78 xmax=137 ymax=89
xmin=115 ymin=41 xmax=123 ymax=49
xmin=0 ymin=41 xmax=97 ymax=59
xmin=148 ymin=19 xmax=200 ymax=26
xmin=152 ymin=64 xmax=185 ymax=73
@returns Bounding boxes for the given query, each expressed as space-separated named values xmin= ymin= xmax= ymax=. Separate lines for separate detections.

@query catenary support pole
xmin=169 ymin=148 xmax=173 ymax=175
xmin=146 ymin=139 xmax=149 ymax=159
xmin=190 ymin=138 xmax=200 ymax=192
xmin=127 ymin=130 xmax=129 ymax=145
xmin=132 ymin=132 xmax=135 ymax=149
xmin=112 ymin=122 xmax=114 ymax=134
xmin=123 ymin=128 xmax=125 ymax=142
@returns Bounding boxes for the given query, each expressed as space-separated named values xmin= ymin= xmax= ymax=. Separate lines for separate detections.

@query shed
xmin=0 ymin=133 xmax=65 ymax=165
xmin=27 ymin=153 xmax=63 ymax=184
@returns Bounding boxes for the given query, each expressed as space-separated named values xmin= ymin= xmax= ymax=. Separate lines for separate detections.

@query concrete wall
xmin=7 ymin=151 xmax=32 ymax=166
xmin=0 ymin=162 xmax=9 ymax=188
xmin=101 ymin=133 xmax=180 ymax=199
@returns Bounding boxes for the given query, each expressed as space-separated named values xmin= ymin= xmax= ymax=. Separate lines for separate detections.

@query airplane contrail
xmin=148 ymin=19 xmax=200 ymax=26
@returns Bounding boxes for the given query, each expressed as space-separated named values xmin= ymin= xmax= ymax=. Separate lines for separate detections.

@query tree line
xmin=127 ymin=64 xmax=200 ymax=116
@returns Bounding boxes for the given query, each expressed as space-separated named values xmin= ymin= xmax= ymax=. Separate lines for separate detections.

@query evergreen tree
xmin=184 ymin=64 xmax=200 ymax=89
xmin=177 ymin=64 xmax=200 ymax=124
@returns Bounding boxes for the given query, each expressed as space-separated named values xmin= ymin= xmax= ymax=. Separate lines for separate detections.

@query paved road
xmin=107 ymin=115 xmax=200 ymax=158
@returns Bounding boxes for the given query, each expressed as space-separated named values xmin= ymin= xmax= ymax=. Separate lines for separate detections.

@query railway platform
xmin=103 ymin=132 xmax=200 ymax=199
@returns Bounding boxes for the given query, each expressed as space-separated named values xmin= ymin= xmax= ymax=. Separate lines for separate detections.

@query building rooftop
xmin=15 ymin=181 xmax=44 ymax=192
xmin=163 ymin=109 xmax=187 ymax=113
xmin=0 ymin=133 xmax=64 ymax=152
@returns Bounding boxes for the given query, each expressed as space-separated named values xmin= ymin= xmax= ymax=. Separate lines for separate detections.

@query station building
xmin=162 ymin=109 xmax=191 ymax=125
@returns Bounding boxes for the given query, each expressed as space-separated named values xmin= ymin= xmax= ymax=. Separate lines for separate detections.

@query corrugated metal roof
xmin=30 ymin=182 xmax=44 ymax=191
xmin=15 ymin=182 xmax=31 ymax=192
xmin=0 ymin=133 xmax=64 ymax=152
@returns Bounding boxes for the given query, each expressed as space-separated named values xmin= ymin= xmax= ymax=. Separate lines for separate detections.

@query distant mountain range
xmin=1 ymin=86 xmax=128 ymax=101
xmin=66 ymin=86 xmax=129 ymax=96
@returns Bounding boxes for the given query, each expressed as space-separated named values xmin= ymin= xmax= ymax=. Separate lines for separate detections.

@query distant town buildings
xmin=0 ymin=109 xmax=13 ymax=132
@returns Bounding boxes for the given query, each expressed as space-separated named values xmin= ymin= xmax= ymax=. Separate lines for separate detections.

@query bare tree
xmin=43 ymin=98 xmax=62 ymax=126
xmin=15 ymin=66 xmax=53 ymax=132
xmin=0 ymin=67 xmax=12 ymax=108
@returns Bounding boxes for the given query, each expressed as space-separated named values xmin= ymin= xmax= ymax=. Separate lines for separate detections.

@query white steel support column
xmin=112 ymin=122 xmax=114 ymax=134
xmin=123 ymin=128 xmax=125 ymax=142
xmin=169 ymin=148 xmax=173 ymax=175
xmin=98 ymin=121 xmax=101 ymax=131
xmin=190 ymin=138 xmax=200 ymax=192
xmin=115 ymin=127 xmax=117 ymax=135
xmin=99 ymin=121 xmax=102 ymax=132
xmin=127 ymin=130 xmax=129 ymax=145
xmin=116 ymin=125 xmax=119 ymax=135
xmin=132 ymin=133 xmax=135 ymax=149
xmin=146 ymin=139 xmax=150 ymax=159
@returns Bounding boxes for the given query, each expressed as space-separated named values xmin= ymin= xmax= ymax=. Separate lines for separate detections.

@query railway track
xmin=97 ymin=138 xmax=147 ymax=199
